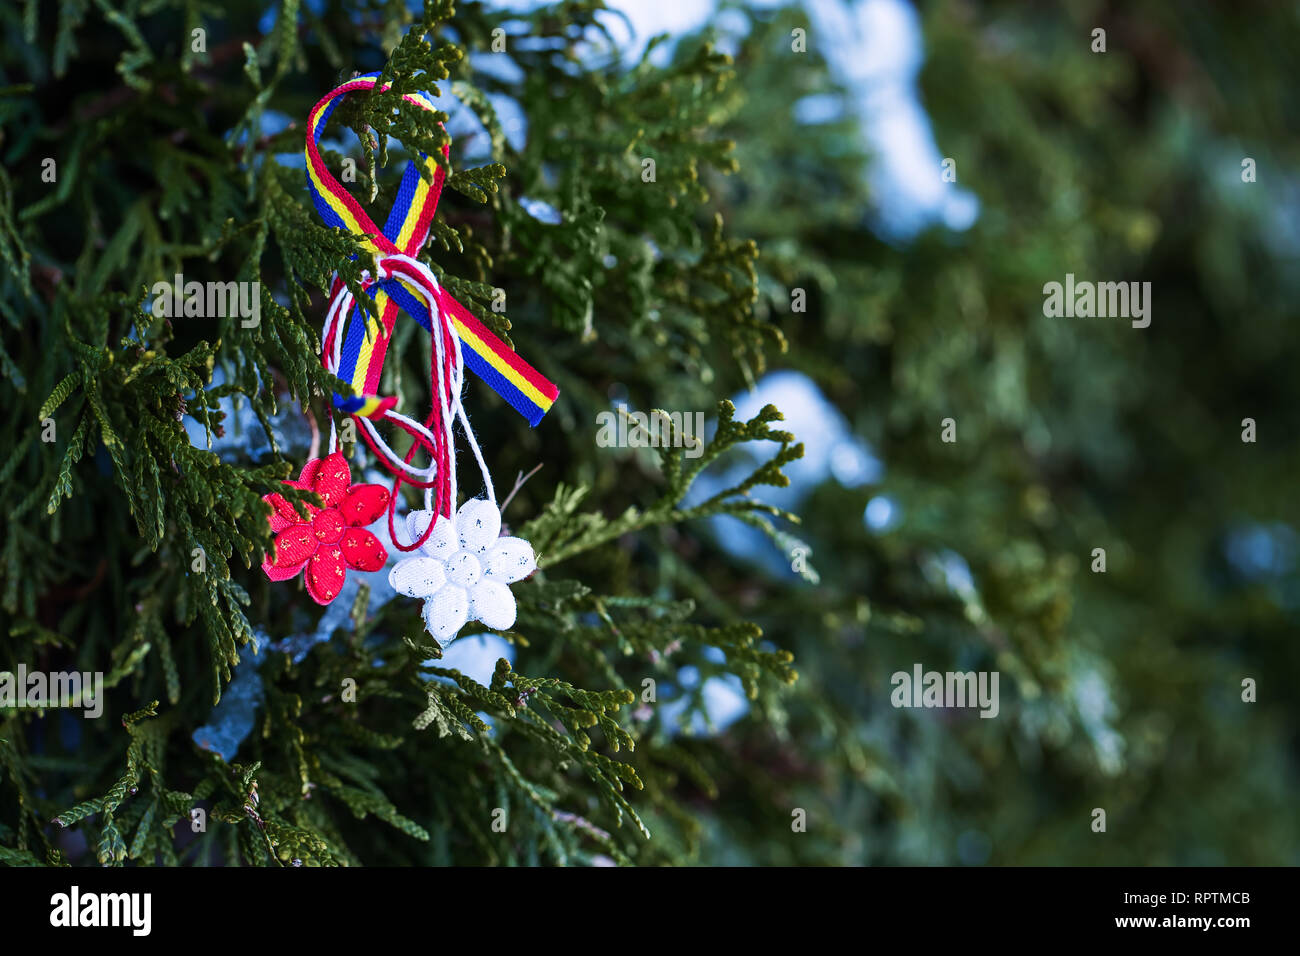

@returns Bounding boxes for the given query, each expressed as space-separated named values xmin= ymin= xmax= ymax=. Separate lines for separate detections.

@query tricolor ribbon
xmin=305 ymin=73 xmax=556 ymax=549
xmin=305 ymin=72 xmax=558 ymax=428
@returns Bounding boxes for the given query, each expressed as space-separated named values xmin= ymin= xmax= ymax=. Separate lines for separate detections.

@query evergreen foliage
xmin=2 ymin=0 xmax=1297 ymax=867
xmin=0 ymin=0 xmax=800 ymax=866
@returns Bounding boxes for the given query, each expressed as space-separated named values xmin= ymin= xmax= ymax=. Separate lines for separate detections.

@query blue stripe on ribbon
xmin=382 ymin=163 xmax=422 ymax=245
xmin=381 ymin=280 xmax=545 ymax=426
xmin=463 ymin=349 xmax=546 ymax=427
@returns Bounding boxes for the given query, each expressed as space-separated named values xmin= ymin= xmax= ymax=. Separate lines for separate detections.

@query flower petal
xmin=263 ymin=493 xmax=298 ymax=533
xmin=456 ymin=498 xmax=501 ymax=553
xmin=389 ymin=556 xmax=446 ymax=598
xmin=311 ymin=452 xmax=352 ymax=507
xmin=406 ymin=508 xmax=434 ymax=544
xmin=468 ymin=578 xmax=517 ymax=631
xmin=297 ymin=458 xmax=321 ymax=487
xmin=341 ymin=483 xmax=389 ymax=527
xmin=484 ymin=536 xmax=537 ymax=583
xmin=305 ymin=546 xmax=347 ymax=604
xmin=272 ymin=525 xmax=317 ymax=568
xmin=262 ymin=554 xmax=306 ymax=582
xmin=341 ymin=527 xmax=387 ymax=572
xmin=409 ymin=509 xmax=458 ymax=561
xmin=423 ymin=585 xmax=469 ymax=642
xmin=270 ymin=487 xmax=316 ymax=524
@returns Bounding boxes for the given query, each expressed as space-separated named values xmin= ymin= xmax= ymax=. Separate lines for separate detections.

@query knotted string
xmin=305 ymin=73 xmax=546 ymax=549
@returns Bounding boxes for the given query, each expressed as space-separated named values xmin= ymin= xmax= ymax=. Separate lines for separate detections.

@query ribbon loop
xmin=305 ymin=72 xmax=559 ymax=427
xmin=305 ymin=73 xmax=554 ymax=550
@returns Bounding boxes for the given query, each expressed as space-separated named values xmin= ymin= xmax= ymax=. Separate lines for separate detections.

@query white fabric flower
xmin=388 ymin=498 xmax=537 ymax=643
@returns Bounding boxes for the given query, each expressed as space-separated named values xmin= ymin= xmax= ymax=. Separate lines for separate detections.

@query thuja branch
xmin=524 ymin=401 xmax=804 ymax=569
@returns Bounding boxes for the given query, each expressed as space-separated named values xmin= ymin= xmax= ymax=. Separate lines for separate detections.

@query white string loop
xmin=321 ymin=256 xmax=497 ymax=549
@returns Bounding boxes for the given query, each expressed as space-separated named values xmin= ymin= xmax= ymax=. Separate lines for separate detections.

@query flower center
xmin=445 ymin=550 xmax=482 ymax=588
xmin=312 ymin=509 xmax=344 ymax=544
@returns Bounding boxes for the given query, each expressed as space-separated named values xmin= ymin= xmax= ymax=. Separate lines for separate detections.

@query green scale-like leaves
xmin=0 ymin=0 xmax=802 ymax=866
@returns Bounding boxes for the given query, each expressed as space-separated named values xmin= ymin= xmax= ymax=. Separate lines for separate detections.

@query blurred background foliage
xmin=1 ymin=0 xmax=1297 ymax=865
xmin=686 ymin=0 xmax=1300 ymax=863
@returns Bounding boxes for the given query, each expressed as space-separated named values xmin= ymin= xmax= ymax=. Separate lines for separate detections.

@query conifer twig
xmin=499 ymin=462 xmax=544 ymax=516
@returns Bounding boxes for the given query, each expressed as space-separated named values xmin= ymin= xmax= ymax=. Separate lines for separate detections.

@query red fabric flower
xmin=260 ymin=452 xmax=390 ymax=605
